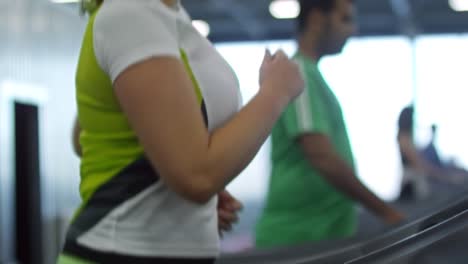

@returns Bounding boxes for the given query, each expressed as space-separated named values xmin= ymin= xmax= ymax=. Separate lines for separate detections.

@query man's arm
xmin=298 ymin=133 xmax=404 ymax=224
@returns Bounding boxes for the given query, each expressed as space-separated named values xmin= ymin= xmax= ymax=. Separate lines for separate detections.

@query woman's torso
xmin=68 ymin=0 xmax=241 ymax=259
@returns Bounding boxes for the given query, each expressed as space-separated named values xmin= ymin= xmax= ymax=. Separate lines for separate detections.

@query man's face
xmin=321 ymin=0 xmax=357 ymax=55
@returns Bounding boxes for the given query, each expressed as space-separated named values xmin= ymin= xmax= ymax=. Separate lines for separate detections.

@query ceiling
xmin=56 ymin=0 xmax=468 ymax=43
xmin=181 ymin=0 xmax=468 ymax=42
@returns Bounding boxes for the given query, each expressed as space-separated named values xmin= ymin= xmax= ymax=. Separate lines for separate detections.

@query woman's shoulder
xmin=92 ymin=0 xmax=182 ymax=47
xmin=96 ymin=0 xmax=180 ymax=26
xmin=90 ymin=0 xmax=183 ymax=84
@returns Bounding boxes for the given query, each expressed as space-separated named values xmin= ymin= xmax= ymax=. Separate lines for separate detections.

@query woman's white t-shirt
xmin=74 ymin=0 xmax=241 ymax=258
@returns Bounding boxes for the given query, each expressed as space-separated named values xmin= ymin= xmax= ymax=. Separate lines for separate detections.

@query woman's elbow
xmin=167 ymin=172 xmax=219 ymax=204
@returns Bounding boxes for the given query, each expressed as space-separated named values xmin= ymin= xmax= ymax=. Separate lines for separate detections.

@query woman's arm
xmin=114 ymin=51 xmax=303 ymax=204
xmin=72 ymin=117 xmax=82 ymax=157
xmin=398 ymin=132 xmax=441 ymax=177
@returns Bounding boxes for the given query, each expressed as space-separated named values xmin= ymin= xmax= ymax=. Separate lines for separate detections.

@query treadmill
xmin=217 ymin=191 xmax=468 ymax=264
xmin=344 ymin=209 xmax=468 ymax=264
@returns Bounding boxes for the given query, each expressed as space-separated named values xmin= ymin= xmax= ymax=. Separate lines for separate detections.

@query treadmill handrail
xmin=344 ymin=209 xmax=468 ymax=264
xmin=217 ymin=193 xmax=468 ymax=264
xmin=287 ymin=194 xmax=468 ymax=264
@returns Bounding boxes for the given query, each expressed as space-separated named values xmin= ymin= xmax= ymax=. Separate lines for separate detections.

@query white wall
xmin=415 ymin=34 xmax=468 ymax=168
xmin=0 ymin=0 xmax=86 ymax=262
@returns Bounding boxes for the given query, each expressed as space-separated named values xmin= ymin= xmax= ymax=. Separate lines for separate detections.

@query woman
xmin=58 ymin=0 xmax=304 ymax=263
xmin=397 ymin=105 xmax=434 ymax=201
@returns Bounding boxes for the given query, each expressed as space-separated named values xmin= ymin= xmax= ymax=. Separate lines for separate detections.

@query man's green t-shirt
xmin=255 ymin=52 xmax=357 ymax=247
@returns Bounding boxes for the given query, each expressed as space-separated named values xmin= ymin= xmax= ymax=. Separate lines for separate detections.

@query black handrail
xmin=217 ymin=191 xmax=468 ymax=264
xmin=344 ymin=209 xmax=468 ymax=264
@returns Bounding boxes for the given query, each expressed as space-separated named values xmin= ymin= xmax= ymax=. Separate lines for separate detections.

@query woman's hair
xmin=398 ymin=105 xmax=414 ymax=133
xmin=80 ymin=0 xmax=103 ymax=15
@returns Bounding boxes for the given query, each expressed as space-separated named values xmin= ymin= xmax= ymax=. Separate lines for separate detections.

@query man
xmin=421 ymin=124 xmax=443 ymax=168
xmin=255 ymin=0 xmax=404 ymax=247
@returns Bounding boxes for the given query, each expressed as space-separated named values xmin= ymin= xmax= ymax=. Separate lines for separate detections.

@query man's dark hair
xmin=297 ymin=0 xmax=353 ymax=33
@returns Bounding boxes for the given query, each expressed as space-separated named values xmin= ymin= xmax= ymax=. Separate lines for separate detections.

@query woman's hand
xmin=217 ymin=190 xmax=242 ymax=237
xmin=259 ymin=49 xmax=304 ymax=104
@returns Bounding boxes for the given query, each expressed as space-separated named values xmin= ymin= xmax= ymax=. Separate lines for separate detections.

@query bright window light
xmin=50 ymin=0 xmax=79 ymax=3
xmin=449 ymin=0 xmax=468 ymax=11
xmin=192 ymin=20 xmax=210 ymax=37
xmin=269 ymin=0 xmax=300 ymax=19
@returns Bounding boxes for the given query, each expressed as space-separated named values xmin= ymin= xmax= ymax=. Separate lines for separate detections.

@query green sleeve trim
xmin=57 ymin=254 xmax=96 ymax=264
xmin=180 ymin=48 xmax=203 ymax=104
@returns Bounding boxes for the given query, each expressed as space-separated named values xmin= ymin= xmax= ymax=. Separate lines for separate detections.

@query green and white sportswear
xmin=60 ymin=0 xmax=241 ymax=261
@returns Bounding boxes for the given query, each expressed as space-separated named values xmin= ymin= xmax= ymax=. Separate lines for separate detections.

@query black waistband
xmin=63 ymin=240 xmax=215 ymax=264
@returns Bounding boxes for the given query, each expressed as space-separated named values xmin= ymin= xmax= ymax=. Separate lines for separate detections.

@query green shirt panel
xmin=76 ymin=11 xmax=143 ymax=207
xmin=74 ymin=11 xmax=203 ymax=216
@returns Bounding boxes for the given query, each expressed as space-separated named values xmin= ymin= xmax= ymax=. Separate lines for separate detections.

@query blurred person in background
xmin=398 ymin=106 xmax=468 ymax=201
xmin=397 ymin=105 xmax=434 ymax=201
xmin=256 ymin=0 xmax=405 ymax=248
